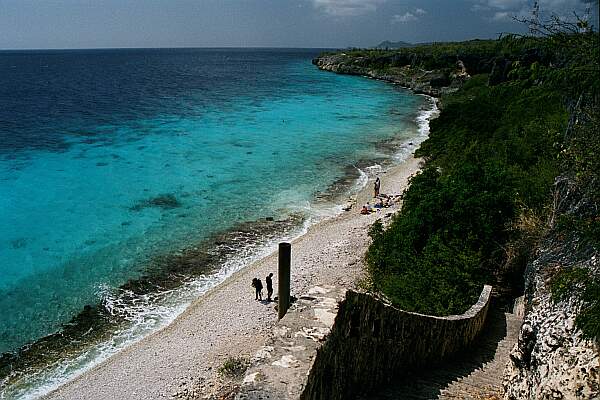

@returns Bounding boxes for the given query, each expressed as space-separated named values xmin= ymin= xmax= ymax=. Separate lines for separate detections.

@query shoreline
xmin=43 ymin=154 xmax=423 ymax=400
xmin=34 ymin=96 xmax=438 ymax=400
xmin=1 ymin=133 xmax=425 ymax=400
xmin=3 ymin=90 xmax=439 ymax=400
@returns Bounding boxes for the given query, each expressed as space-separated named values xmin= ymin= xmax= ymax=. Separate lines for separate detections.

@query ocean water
xmin=0 ymin=48 xmax=427 ymax=398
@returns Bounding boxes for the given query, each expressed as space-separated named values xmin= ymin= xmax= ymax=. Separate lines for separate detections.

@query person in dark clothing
xmin=266 ymin=273 xmax=274 ymax=302
xmin=374 ymin=177 xmax=381 ymax=198
xmin=252 ymin=278 xmax=263 ymax=300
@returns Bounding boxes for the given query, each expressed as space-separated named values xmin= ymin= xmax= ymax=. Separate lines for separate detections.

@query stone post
xmin=278 ymin=242 xmax=291 ymax=320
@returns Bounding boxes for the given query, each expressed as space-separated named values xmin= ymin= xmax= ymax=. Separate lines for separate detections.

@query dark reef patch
xmin=9 ymin=238 xmax=28 ymax=249
xmin=0 ymin=213 xmax=304 ymax=393
xmin=130 ymin=194 xmax=182 ymax=211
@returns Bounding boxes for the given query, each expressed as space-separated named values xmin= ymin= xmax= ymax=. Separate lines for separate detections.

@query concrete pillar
xmin=278 ymin=242 xmax=291 ymax=320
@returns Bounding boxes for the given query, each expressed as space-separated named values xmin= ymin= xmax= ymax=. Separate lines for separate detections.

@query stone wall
xmin=236 ymin=284 xmax=492 ymax=400
xmin=301 ymin=286 xmax=492 ymax=400
xmin=236 ymin=286 xmax=348 ymax=400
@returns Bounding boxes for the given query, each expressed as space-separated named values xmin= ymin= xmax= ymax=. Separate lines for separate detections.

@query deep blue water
xmin=0 ymin=48 xmax=426 ymax=398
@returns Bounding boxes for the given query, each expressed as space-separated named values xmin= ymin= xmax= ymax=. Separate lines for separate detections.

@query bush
xmin=218 ymin=356 xmax=249 ymax=377
xmin=363 ymin=33 xmax=600 ymax=316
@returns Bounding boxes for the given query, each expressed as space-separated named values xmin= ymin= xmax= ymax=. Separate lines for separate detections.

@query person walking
xmin=374 ymin=177 xmax=381 ymax=198
xmin=266 ymin=273 xmax=274 ymax=302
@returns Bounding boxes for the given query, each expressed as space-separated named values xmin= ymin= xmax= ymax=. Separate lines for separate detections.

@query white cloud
xmin=392 ymin=12 xmax=418 ymax=23
xmin=312 ymin=0 xmax=385 ymax=17
xmin=492 ymin=11 xmax=512 ymax=20
xmin=471 ymin=0 xmax=593 ymax=21
xmin=485 ymin=0 xmax=525 ymax=10
xmin=391 ymin=8 xmax=426 ymax=23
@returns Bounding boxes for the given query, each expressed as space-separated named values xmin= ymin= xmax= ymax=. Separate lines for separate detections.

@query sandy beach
xmin=43 ymin=156 xmax=422 ymax=400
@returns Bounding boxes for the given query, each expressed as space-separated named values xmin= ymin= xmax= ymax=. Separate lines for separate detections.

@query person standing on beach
xmin=266 ymin=273 xmax=274 ymax=302
xmin=374 ymin=177 xmax=381 ymax=198
xmin=256 ymin=278 xmax=264 ymax=300
xmin=252 ymin=278 xmax=263 ymax=300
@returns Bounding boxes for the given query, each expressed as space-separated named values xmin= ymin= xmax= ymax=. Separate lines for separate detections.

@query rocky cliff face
xmin=312 ymin=53 xmax=468 ymax=97
xmin=503 ymin=241 xmax=599 ymax=399
xmin=311 ymin=51 xmax=599 ymax=399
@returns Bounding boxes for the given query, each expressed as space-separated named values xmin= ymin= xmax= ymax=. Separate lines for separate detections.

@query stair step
xmin=368 ymin=308 xmax=522 ymax=400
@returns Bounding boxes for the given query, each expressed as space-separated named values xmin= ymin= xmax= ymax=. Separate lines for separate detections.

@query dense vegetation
xmin=328 ymin=37 xmax=563 ymax=82
xmin=357 ymin=28 xmax=598 ymax=335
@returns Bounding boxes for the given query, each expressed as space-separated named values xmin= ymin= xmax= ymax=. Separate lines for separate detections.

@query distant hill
xmin=374 ymin=40 xmax=415 ymax=49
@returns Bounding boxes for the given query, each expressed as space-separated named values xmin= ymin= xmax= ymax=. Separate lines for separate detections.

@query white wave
xmin=9 ymin=219 xmax=311 ymax=400
xmin=416 ymin=96 xmax=440 ymax=138
xmin=392 ymin=95 xmax=438 ymax=164
xmin=355 ymin=166 xmax=369 ymax=190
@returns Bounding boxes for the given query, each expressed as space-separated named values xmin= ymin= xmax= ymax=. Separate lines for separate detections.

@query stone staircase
xmin=364 ymin=302 xmax=523 ymax=400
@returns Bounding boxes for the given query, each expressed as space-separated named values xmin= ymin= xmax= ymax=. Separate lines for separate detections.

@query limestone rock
xmin=503 ymin=255 xmax=599 ymax=399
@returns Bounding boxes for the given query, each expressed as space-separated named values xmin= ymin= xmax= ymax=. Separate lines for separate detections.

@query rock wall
xmin=503 ymin=246 xmax=599 ymax=399
xmin=312 ymin=54 xmax=467 ymax=97
xmin=300 ymin=285 xmax=492 ymax=400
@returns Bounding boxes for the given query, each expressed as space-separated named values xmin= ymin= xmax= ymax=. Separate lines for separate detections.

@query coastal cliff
xmin=312 ymin=53 xmax=467 ymax=97
xmin=504 ymin=247 xmax=599 ymax=399
xmin=312 ymin=33 xmax=599 ymax=399
xmin=503 ymin=169 xmax=600 ymax=399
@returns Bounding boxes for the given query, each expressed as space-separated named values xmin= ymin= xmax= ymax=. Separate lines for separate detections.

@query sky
xmin=0 ymin=0 xmax=598 ymax=49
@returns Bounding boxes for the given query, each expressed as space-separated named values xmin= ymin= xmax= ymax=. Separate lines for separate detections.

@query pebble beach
xmin=43 ymin=156 xmax=422 ymax=400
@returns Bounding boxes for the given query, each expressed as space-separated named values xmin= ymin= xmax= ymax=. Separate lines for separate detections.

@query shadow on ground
xmin=359 ymin=302 xmax=510 ymax=400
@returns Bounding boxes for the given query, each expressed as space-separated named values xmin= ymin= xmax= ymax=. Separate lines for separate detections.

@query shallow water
xmin=0 ymin=48 xmax=426 ymax=398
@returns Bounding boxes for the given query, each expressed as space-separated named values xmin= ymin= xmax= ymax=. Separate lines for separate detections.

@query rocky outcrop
xmin=312 ymin=54 xmax=468 ymax=97
xmin=236 ymin=286 xmax=347 ymax=400
xmin=503 ymin=252 xmax=599 ymax=399
xmin=502 ymin=164 xmax=600 ymax=400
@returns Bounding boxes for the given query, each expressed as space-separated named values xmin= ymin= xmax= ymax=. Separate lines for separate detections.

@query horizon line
xmin=0 ymin=45 xmax=343 ymax=52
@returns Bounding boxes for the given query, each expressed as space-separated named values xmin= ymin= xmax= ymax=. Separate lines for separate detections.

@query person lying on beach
xmin=374 ymin=198 xmax=384 ymax=209
xmin=251 ymin=278 xmax=263 ymax=300
xmin=361 ymin=203 xmax=374 ymax=215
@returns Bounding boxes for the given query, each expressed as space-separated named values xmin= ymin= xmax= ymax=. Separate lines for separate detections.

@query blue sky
xmin=1 ymin=0 xmax=597 ymax=49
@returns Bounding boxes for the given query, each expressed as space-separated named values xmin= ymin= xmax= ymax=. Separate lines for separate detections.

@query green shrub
xmin=218 ymin=356 xmax=249 ymax=377
xmin=363 ymin=32 xmax=600 ymax=316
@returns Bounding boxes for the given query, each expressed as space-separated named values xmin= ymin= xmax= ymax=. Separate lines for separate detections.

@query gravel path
xmin=44 ymin=157 xmax=421 ymax=400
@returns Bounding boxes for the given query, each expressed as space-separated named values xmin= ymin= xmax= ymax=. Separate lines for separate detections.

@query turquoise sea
xmin=0 ymin=48 xmax=430 ymax=398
